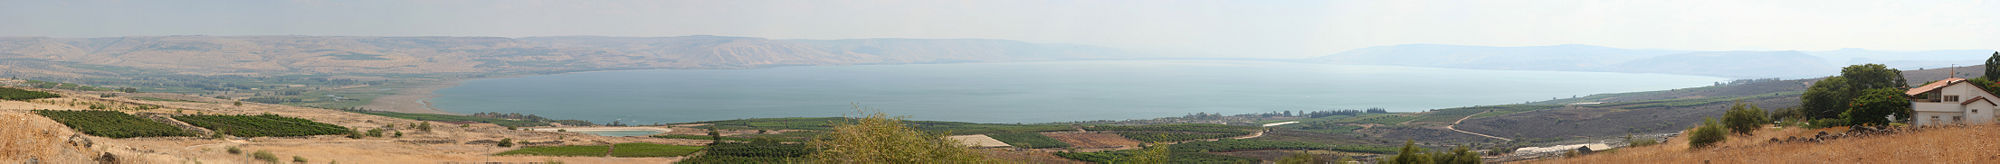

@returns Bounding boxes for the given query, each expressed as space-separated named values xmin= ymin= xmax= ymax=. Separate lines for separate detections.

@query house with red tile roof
xmin=1905 ymin=78 xmax=1999 ymax=125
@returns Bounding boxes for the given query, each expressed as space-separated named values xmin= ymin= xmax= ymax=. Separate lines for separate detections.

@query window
xmin=1946 ymin=95 xmax=1960 ymax=102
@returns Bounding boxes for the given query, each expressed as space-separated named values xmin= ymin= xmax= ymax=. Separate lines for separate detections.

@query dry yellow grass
xmin=1526 ymin=125 xmax=2000 ymax=163
xmin=3 ymin=89 xmax=700 ymax=163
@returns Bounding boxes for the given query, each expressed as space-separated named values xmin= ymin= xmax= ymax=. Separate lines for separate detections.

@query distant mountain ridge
xmin=1313 ymin=44 xmax=1993 ymax=78
xmin=0 ymin=35 xmax=1135 ymax=75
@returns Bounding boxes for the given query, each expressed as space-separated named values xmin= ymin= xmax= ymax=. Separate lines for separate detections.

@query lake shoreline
xmin=359 ymin=80 xmax=461 ymax=114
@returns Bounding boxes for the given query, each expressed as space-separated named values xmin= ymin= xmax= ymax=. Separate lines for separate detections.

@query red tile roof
xmin=1964 ymin=97 xmax=1996 ymax=106
xmin=1906 ymin=78 xmax=1966 ymax=96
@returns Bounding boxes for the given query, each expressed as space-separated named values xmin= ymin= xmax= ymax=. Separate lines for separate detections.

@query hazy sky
xmin=3 ymin=0 xmax=1997 ymax=58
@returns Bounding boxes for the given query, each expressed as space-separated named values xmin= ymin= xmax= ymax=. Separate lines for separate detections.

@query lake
xmin=429 ymin=60 xmax=1728 ymax=124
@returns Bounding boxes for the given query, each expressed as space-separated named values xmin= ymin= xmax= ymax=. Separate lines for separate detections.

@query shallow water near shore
xmin=429 ymin=60 xmax=1728 ymax=124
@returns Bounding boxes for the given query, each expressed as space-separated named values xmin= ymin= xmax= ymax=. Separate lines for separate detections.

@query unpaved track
xmin=1446 ymin=110 xmax=1513 ymax=141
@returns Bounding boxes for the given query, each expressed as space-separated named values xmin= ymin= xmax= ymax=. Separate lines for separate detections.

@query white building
xmin=1905 ymin=78 xmax=1999 ymax=126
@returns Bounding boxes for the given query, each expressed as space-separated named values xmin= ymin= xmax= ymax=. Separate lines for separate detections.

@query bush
xmin=1722 ymin=101 xmax=1768 ymax=135
xmin=499 ymin=138 xmax=514 ymax=147
xmin=807 ymin=111 xmax=990 ymax=163
xmin=253 ymin=150 xmax=279 ymax=163
xmin=1808 ymin=118 xmax=1848 ymax=128
xmin=1625 ymin=134 xmax=1658 ymax=147
xmin=293 ymin=156 xmax=307 ymax=163
xmin=1381 ymin=140 xmax=1480 ymax=164
xmin=227 ymin=146 xmax=242 ymax=154
xmin=1688 ymin=118 xmax=1727 ymax=149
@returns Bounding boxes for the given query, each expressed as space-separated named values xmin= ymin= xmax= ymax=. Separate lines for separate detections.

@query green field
xmin=609 ymin=143 xmax=704 ymax=157
xmin=33 ymin=110 xmax=197 ymax=138
xmin=174 ymin=114 xmax=352 ymax=137
xmin=1085 ymin=124 xmax=1259 ymax=142
xmin=675 ymin=139 xmax=810 ymax=164
xmin=1 ymin=87 xmax=62 ymax=100
xmin=649 ymin=134 xmax=803 ymax=142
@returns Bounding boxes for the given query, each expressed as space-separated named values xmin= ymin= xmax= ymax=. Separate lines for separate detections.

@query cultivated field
xmin=1043 ymin=132 xmax=1141 ymax=149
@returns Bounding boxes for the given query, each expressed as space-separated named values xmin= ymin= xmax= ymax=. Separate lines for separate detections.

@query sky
xmin=3 ymin=0 xmax=1998 ymax=58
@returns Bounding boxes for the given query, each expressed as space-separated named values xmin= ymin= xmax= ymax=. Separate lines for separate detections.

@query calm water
xmin=431 ymin=60 xmax=1727 ymax=123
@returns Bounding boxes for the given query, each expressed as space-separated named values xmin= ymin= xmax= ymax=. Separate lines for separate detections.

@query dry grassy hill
xmin=0 ymin=88 xmax=707 ymax=163
xmin=1526 ymin=125 xmax=2000 ymax=163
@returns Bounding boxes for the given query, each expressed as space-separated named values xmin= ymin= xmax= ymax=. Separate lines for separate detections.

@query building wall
xmin=1970 ymin=101 xmax=1996 ymax=124
xmin=1915 ymin=111 xmax=1965 ymax=126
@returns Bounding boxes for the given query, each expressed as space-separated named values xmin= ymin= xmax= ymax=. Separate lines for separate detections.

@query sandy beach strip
xmin=359 ymin=80 xmax=459 ymax=114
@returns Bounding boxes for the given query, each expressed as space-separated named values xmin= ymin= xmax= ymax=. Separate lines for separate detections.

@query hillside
xmin=1313 ymin=44 xmax=1992 ymax=78
xmin=0 ymin=36 xmax=1133 ymax=75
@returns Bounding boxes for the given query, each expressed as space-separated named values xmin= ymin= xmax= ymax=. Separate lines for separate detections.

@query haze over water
xmin=430 ymin=60 xmax=1728 ymax=123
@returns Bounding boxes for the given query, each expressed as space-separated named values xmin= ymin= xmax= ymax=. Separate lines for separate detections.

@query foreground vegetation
xmin=805 ymin=112 xmax=993 ymax=163
xmin=33 ymin=110 xmax=197 ymax=138
xmin=1545 ymin=124 xmax=2000 ymax=163
xmin=174 ymin=114 xmax=352 ymax=137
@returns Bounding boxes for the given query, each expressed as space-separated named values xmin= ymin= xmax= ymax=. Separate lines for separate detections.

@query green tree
xmin=806 ymin=111 xmax=991 ymax=163
xmin=1385 ymin=140 xmax=1430 ymax=164
xmin=1845 ymin=88 xmax=1913 ymax=125
xmin=498 ymin=138 xmax=514 ymax=147
xmin=1722 ymin=101 xmax=1768 ymax=135
xmin=1986 ymin=51 xmax=2000 ymax=80
xmin=1125 ymin=143 xmax=1170 ymax=164
xmin=706 ymin=126 xmax=722 ymax=145
xmin=1802 ymin=77 xmax=1853 ymax=119
xmin=1841 ymin=64 xmax=1907 ymax=90
xmin=1688 ymin=118 xmax=1727 ymax=149
xmin=1382 ymin=140 xmax=1479 ymax=164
